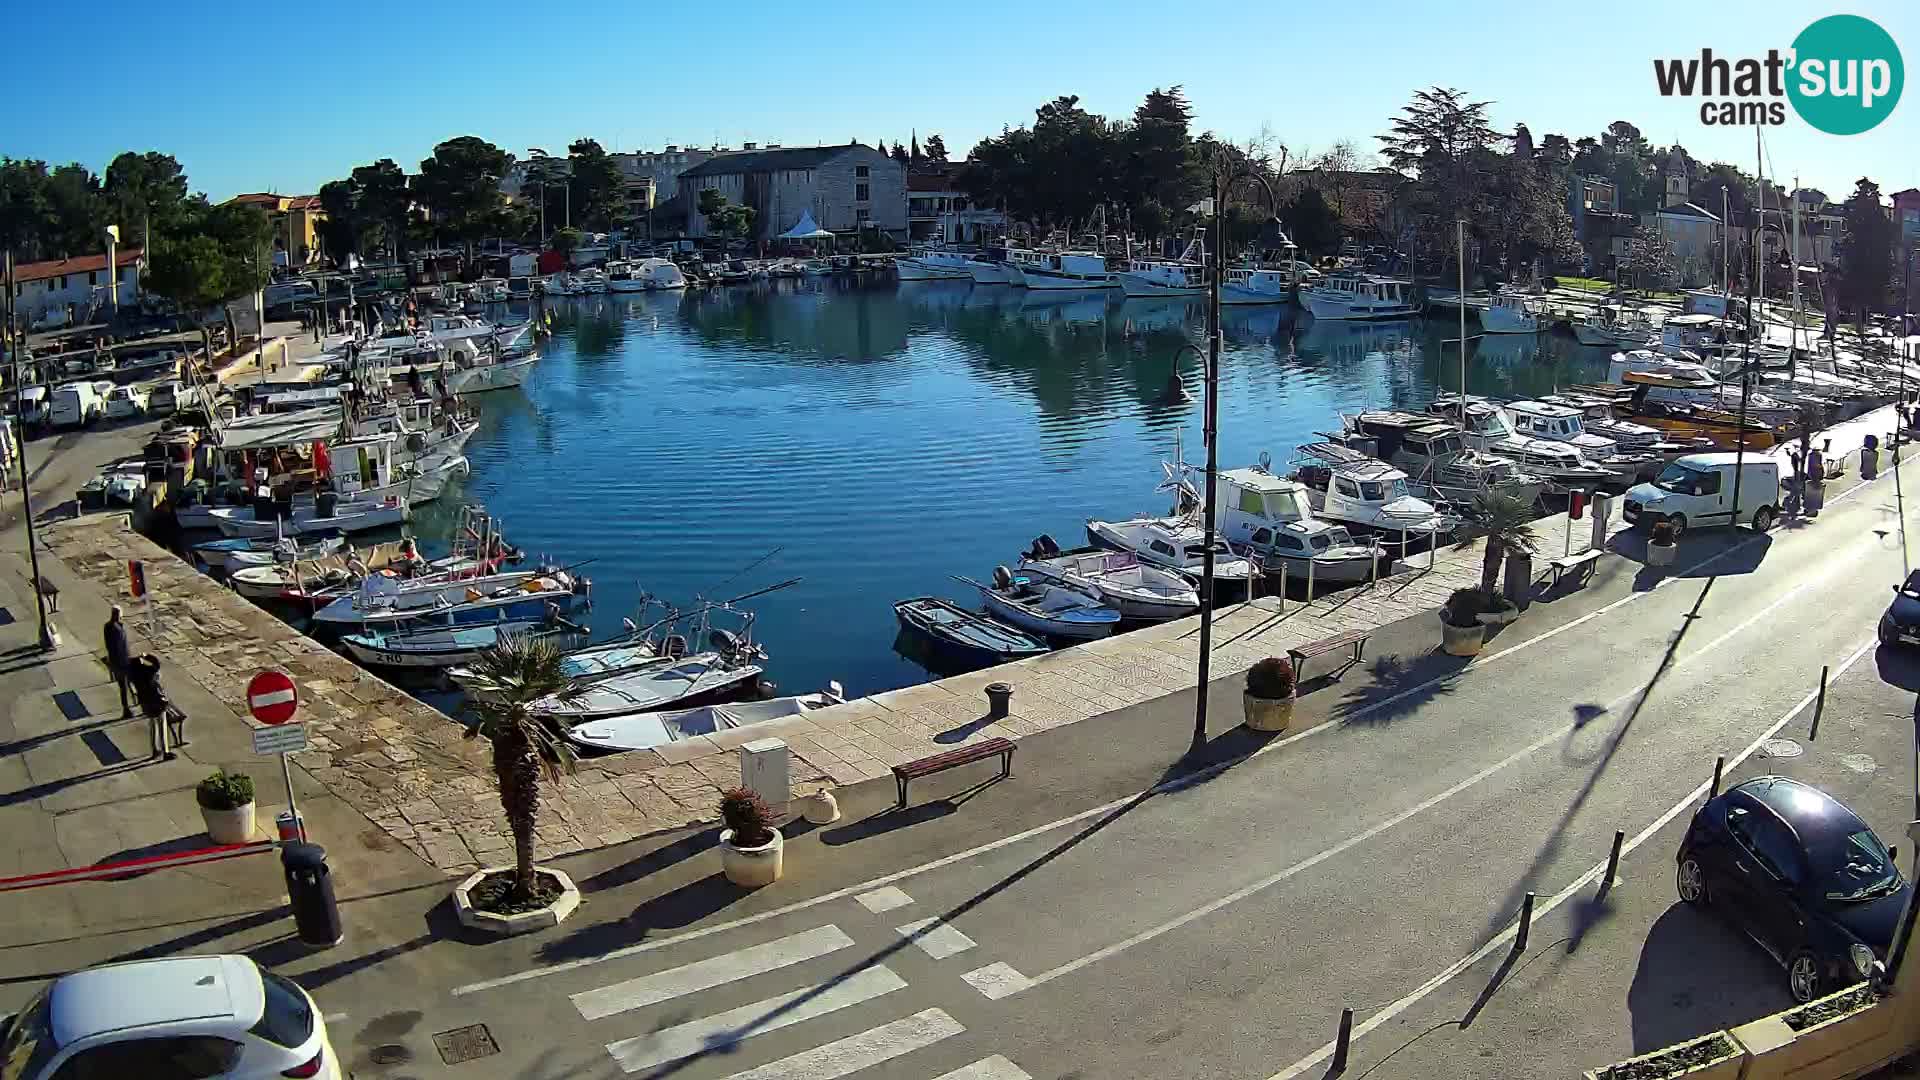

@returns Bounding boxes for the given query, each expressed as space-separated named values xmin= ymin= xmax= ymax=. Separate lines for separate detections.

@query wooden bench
xmin=1287 ymin=629 xmax=1371 ymax=682
xmin=893 ymin=737 xmax=1015 ymax=807
xmin=1547 ymin=550 xmax=1603 ymax=587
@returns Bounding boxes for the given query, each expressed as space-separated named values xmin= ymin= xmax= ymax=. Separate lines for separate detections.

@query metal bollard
xmin=1810 ymin=665 xmax=1828 ymax=740
xmin=1600 ymin=830 xmax=1624 ymax=897
xmin=1513 ymin=891 xmax=1535 ymax=953
xmin=281 ymin=843 xmax=343 ymax=947
xmin=1710 ymin=755 xmax=1725 ymax=799
xmin=1307 ymin=557 xmax=1316 ymax=606
xmin=1278 ymin=564 xmax=1286 ymax=615
xmin=1330 ymin=1007 xmax=1355 ymax=1073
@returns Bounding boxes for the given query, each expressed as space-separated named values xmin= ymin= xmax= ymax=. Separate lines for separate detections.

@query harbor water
xmin=415 ymin=281 xmax=1614 ymax=700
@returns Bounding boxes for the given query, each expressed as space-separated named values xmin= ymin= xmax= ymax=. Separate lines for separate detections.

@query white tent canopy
xmin=780 ymin=212 xmax=834 ymax=240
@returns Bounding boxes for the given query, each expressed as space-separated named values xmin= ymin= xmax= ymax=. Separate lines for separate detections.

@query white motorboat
xmin=530 ymin=649 xmax=766 ymax=723
xmin=1504 ymin=399 xmax=1661 ymax=485
xmin=975 ymin=568 xmax=1122 ymax=641
xmin=568 ymin=684 xmax=847 ymax=754
xmin=1117 ymin=238 xmax=1208 ymax=298
xmin=1303 ymin=272 xmax=1417 ymax=321
xmin=1220 ymin=267 xmax=1291 ymax=305
xmin=1571 ymin=305 xmax=1656 ymax=348
xmin=1001 ymin=248 xmax=1049 ymax=287
xmin=1164 ymin=454 xmax=1385 ymax=584
xmin=1425 ymin=396 xmax=1620 ymax=493
xmin=1339 ymin=411 xmax=1550 ymax=507
xmin=311 ymin=568 xmax=584 ymax=631
xmin=1533 ymin=393 xmax=1694 ymax=455
xmin=1289 ymin=444 xmax=1458 ymax=537
xmin=544 ymin=273 xmax=582 ymax=297
xmin=193 ymin=530 xmax=345 ymax=571
xmin=1021 ymin=251 xmax=1116 ymax=291
xmin=340 ymin=616 xmax=579 ymax=669
xmin=1017 ymin=536 xmax=1199 ymax=620
xmin=446 ymin=347 xmax=537 ymax=394
xmin=636 ymin=257 xmax=688 ymax=290
xmin=1084 ymin=515 xmax=1256 ymax=593
xmin=575 ymin=269 xmax=608 ymax=293
xmin=896 ymin=248 xmax=976 ymax=281
xmin=966 ymin=253 xmax=1011 ymax=284
xmin=225 ymin=540 xmax=415 ymax=602
xmin=1479 ymin=290 xmax=1541 ymax=334
xmin=210 ymin=496 xmax=410 ymax=538
xmin=605 ymin=261 xmax=647 ymax=293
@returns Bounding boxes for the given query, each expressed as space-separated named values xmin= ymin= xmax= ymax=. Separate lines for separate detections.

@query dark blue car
xmin=1878 ymin=571 xmax=1920 ymax=646
xmin=1676 ymin=776 xmax=1909 ymax=1003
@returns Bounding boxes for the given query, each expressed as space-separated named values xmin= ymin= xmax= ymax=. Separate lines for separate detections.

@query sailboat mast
xmin=1791 ymin=174 xmax=1803 ymax=355
xmin=1457 ymin=220 xmax=1467 ymax=398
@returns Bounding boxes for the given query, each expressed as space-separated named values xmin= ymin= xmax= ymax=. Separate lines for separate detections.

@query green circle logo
xmin=1788 ymin=15 xmax=1903 ymax=135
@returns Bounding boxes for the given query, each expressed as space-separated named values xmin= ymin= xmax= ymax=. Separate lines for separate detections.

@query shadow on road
xmin=1628 ymin=904 xmax=1789 ymax=1053
xmin=1332 ymin=652 xmax=1464 ymax=727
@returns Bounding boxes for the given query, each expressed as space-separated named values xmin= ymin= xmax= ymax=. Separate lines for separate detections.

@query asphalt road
xmin=297 ymin=453 xmax=1915 ymax=1080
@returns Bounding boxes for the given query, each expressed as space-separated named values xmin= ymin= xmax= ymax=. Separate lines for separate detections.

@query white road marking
xmin=573 ymin=925 xmax=855 ymax=1021
xmin=854 ymin=886 xmax=914 ymax=913
xmin=896 ymin=918 xmax=977 ymax=960
xmin=1014 ymin=565 xmax=1840 ymax=992
xmin=1261 ymin=632 xmax=1879 ymax=1080
xmin=605 ymin=965 xmax=907 ymax=1074
xmin=715 ymin=1009 xmax=963 ymax=1080
xmin=452 ymin=460 xmax=1911 ymax=999
xmin=323 ymin=1012 xmax=347 ymax=1023
xmin=960 ymin=962 xmax=1032 ymax=1000
xmin=933 ymin=1056 xmax=1035 ymax=1080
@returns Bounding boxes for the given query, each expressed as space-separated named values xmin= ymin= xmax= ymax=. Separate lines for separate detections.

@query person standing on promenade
xmin=103 ymin=605 xmax=132 ymax=718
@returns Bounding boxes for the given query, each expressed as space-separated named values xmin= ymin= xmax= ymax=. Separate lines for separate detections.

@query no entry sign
xmin=246 ymin=670 xmax=298 ymax=725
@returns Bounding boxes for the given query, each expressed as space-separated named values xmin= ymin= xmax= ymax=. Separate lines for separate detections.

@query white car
xmin=105 ymin=385 xmax=151 ymax=420
xmin=0 ymin=955 xmax=340 ymax=1080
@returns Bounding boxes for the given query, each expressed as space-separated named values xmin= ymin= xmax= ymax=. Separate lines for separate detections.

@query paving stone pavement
xmin=40 ymin=500 xmax=1631 ymax=873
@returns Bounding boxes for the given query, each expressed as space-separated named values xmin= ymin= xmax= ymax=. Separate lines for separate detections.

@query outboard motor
xmin=1035 ymin=534 xmax=1060 ymax=557
xmin=992 ymin=565 xmax=1015 ymax=589
xmin=710 ymin=629 xmax=743 ymax=660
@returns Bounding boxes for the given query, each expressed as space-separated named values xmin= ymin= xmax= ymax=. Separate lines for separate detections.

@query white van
xmin=49 ymin=382 xmax=104 ymax=429
xmin=148 ymin=381 xmax=182 ymax=416
xmin=14 ymin=386 xmax=50 ymax=429
xmin=105 ymin=384 xmax=151 ymax=420
xmin=1624 ymin=453 xmax=1781 ymax=536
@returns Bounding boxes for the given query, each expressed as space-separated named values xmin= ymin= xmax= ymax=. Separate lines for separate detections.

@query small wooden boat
xmin=227 ymin=541 xmax=410 ymax=602
xmin=310 ymin=569 xmax=586 ymax=632
xmin=194 ymin=530 xmax=345 ymax=571
xmin=1016 ymin=537 xmax=1199 ymax=621
xmin=568 ymin=683 xmax=846 ymax=754
xmin=529 ymin=652 xmax=766 ymax=723
xmin=449 ymin=631 xmax=658 ymax=702
xmin=893 ymin=596 xmax=1049 ymax=670
xmin=974 ymin=569 xmax=1121 ymax=641
xmin=340 ymin=616 xmax=581 ymax=669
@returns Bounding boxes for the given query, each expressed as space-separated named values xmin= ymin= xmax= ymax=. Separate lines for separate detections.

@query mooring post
xmin=1330 ymin=1007 xmax=1354 ymax=1073
xmin=1514 ymin=891 xmax=1535 ymax=953
xmin=1810 ymin=664 xmax=1829 ymax=740
xmin=1600 ymin=829 xmax=1624 ymax=897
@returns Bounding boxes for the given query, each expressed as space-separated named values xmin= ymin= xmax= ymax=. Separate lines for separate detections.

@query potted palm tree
xmin=1243 ymin=657 xmax=1296 ymax=732
xmin=719 ymin=787 xmax=783 ymax=887
xmin=1440 ymin=587 xmax=1487 ymax=656
xmin=197 ymin=769 xmax=256 ymax=844
xmin=1648 ymin=519 xmax=1678 ymax=567
xmin=453 ymin=634 xmax=587 ymax=934
xmin=1459 ymin=490 xmax=1538 ymax=616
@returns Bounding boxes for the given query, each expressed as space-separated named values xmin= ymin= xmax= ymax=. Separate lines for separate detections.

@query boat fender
xmin=992 ymin=565 xmax=1014 ymax=589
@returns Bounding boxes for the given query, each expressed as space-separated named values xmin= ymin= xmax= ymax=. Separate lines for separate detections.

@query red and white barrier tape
xmin=0 ymin=840 xmax=279 ymax=892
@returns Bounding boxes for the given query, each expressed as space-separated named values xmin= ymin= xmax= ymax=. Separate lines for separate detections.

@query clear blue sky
xmin=2 ymin=0 xmax=1914 ymax=203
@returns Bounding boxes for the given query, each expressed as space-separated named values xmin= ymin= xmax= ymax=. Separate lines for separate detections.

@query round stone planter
xmin=452 ymin=867 xmax=582 ymax=937
xmin=1476 ymin=606 xmax=1518 ymax=626
xmin=1440 ymin=616 xmax=1485 ymax=657
xmin=721 ymin=828 xmax=784 ymax=888
xmin=799 ymin=790 xmax=841 ymax=825
xmin=1243 ymin=691 xmax=1294 ymax=733
xmin=201 ymin=802 xmax=256 ymax=845
xmin=1647 ymin=541 xmax=1677 ymax=567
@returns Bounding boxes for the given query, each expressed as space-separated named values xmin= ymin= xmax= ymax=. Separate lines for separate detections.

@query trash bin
xmin=275 ymin=810 xmax=305 ymax=843
xmin=281 ymin=843 xmax=342 ymax=947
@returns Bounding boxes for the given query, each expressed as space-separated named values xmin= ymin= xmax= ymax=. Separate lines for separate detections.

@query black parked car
xmin=1878 ymin=571 xmax=1920 ymax=646
xmin=1677 ymin=776 xmax=1909 ymax=1002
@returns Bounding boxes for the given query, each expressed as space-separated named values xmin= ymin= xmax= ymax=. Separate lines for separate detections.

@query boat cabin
xmin=1660 ymin=313 xmax=1730 ymax=352
xmin=1318 ymin=272 xmax=1412 ymax=308
xmin=1343 ymin=411 xmax=1469 ymax=467
xmin=1126 ymin=260 xmax=1206 ymax=287
xmin=1216 ymin=464 xmax=1314 ymax=548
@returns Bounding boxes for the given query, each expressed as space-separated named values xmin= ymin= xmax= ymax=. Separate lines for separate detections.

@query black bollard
xmin=1600 ymin=830 xmax=1625 ymax=897
xmin=1330 ymin=1007 xmax=1354 ymax=1073
xmin=1514 ymin=891 xmax=1535 ymax=953
xmin=281 ymin=843 xmax=343 ymax=947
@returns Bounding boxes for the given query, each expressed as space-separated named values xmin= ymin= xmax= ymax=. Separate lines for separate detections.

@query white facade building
xmin=11 ymin=250 xmax=143 ymax=328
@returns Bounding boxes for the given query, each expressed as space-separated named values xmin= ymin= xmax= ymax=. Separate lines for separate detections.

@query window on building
xmin=856 ymin=209 xmax=871 ymax=224
xmin=88 ymin=271 xmax=98 ymax=286
xmin=856 ymin=184 xmax=870 ymax=202
xmin=855 ymin=165 xmax=870 ymax=178
xmin=57 ymin=276 xmax=67 ymax=289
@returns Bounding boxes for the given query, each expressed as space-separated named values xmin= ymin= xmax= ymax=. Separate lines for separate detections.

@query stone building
xmin=677 ymin=144 xmax=906 ymax=241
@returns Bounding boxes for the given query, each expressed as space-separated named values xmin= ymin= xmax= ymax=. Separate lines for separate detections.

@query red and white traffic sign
xmin=246 ymin=670 xmax=299 ymax=725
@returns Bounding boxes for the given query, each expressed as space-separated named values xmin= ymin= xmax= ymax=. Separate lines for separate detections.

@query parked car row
xmin=6 ymin=379 xmax=179 ymax=433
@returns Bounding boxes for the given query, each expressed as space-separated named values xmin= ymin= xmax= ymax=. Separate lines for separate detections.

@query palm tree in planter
xmin=460 ymin=633 xmax=586 ymax=908
xmin=1458 ymin=490 xmax=1538 ymax=620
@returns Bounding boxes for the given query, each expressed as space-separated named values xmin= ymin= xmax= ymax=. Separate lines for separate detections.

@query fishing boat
xmin=1116 ymin=238 xmax=1208 ymax=298
xmin=193 ymin=530 xmax=345 ymax=572
xmin=1503 ymin=399 xmax=1662 ymax=486
xmin=340 ymin=615 xmax=582 ymax=669
xmin=1338 ymin=411 xmax=1550 ymax=506
xmin=310 ymin=567 xmax=585 ymax=632
xmin=209 ymin=495 xmax=410 ymax=538
xmin=567 ymin=683 xmax=847 ymax=755
xmin=1533 ymin=392 xmax=1706 ymax=457
xmin=895 ymin=247 xmax=977 ymax=281
xmin=1609 ymin=352 xmax=1798 ymax=430
xmin=893 ymin=597 xmax=1050 ymax=669
xmin=528 ymin=640 xmax=768 ymax=723
xmin=1289 ymin=444 xmax=1458 ymax=537
xmin=973 ymin=568 xmax=1121 ymax=641
xmin=1207 ymin=462 xmax=1386 ymax=583
xmin=1220 ymin=266 xmax=1291 ymax=305
xmin=1001 ymin=248 xmax=1050 ymax=287
xmin=1479 ymin=290 xmax=1541 ymax=334
xmin=1083 ymin=516 xmax=1256 ymax=594
xmin=1017 ymin=536 xmax=1199 ymax=620
xmin=1302 ymin=272 xmax=1417 ymax=321
xmin=966 ymin=248 xmax=1012 ymax=284
xmin=1571 ymin=305 xmax=1656 ymax=348
xmin=1021 ymin=251 xmax=1117 ymax=291
xmin=1425 ymin=397 xmax=1619 ymax=493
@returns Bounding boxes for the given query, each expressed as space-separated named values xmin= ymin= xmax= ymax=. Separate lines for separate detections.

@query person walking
xmin=103 ymin=605 xmax=132 ymax=719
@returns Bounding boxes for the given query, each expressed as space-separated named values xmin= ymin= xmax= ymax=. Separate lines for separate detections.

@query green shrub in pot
xmin=196 ymin=769 xmax=254 ymax=811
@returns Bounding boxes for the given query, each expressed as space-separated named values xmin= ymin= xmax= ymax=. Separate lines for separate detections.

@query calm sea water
xmin=413 ymin=282 xmax=1613 ymax=699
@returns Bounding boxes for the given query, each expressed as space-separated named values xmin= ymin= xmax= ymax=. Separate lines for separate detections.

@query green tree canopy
xmin=1836 ymin=177 xmax=1894 ymax=323
xmin=415 ymin=136 xmax=512 ymax=256
xmin=923 ymin=133 xmax=948 ymax=166
xmin=567 ymin=138 xmax=624 ymax=230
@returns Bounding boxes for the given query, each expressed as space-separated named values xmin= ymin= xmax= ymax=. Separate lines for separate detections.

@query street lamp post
xmin=4 ymin=252 xmax=59 ymax=651
xmin=1191 ymin=157 xmax=1283 ymax=755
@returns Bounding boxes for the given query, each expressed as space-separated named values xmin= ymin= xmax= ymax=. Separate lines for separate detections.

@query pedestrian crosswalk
xmin=560 ymin=911 xmax=1032 ymax=1079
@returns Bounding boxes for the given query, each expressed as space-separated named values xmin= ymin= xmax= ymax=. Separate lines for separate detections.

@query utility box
xmin=1591 ymin=493 xmax=1612 ymax=549
xmin=740 ymin=738 xmax=791 ymax=810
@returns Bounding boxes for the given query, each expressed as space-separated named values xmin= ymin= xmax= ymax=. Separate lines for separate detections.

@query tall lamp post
xmin=4 ymin=253 xmax=59 ymax=651
xmin=1191 ymin=156 xmax=1283 ymax=755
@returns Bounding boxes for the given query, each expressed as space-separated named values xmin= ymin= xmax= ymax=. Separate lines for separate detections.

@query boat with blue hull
xmin=893 ymin=596 xmax=1050 ymax=671
xmin=340 ymin=616 xmax=583 ymax=669
xmin=310 ymin=569 xmax=588 ymax=633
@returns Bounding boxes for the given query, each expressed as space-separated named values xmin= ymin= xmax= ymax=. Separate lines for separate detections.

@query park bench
xmin=1546 ymin=550 xmax=1603 ymax=587
xmin=893 ymin=737 xmax=1015 ymax=808
xmin=1287 ymin=629 xmax=1371 ymax=682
